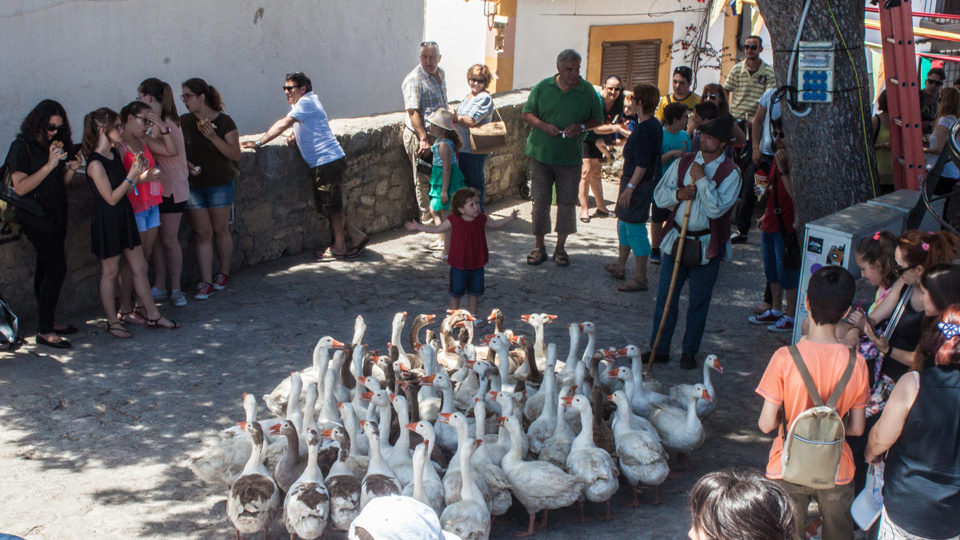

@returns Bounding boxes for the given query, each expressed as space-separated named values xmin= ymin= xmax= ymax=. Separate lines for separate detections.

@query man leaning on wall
xmin=401 ymin=40 xmax=448 ymax=227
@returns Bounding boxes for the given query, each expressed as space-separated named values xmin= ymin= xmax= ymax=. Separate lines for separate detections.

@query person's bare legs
xmin=784 ymin=287 xmax=797 ymax=317
xmin=631 ymin=255 xmax=648 ymax=285
xmin=587 ymin=159 xmax=608 ymax=214
xmin=449 ymin=295 xmax=460 ymax=310
xmin=555 ymin=232 xmax=568 ymax=253
xmin=123 ymin=246 xmax=173 ymax=326
xmin=611 ymin=244 xmax=631 ymax=274
xmin=466 ymin=294 xmax=479 ymax=316
xmin=327 ymin=209 xmax=348 ymax=255
xmin=99 ymin=256 xmax=122 ymax=323
xmin=153 ymin=212 xmax=183 ymax=293
xmin=119 ymin=226 xmax=158 ymax=315
xmin=208 ymin=206 xmax=233 ymax=278
xmin=578 ymin=158 xmax=594 ymax=220
xmin=770 ymin=283 xmax=784 ymax=313
xmin=650 ymin=220 xmax=664 ymax=251
xmin=187 ymin=208 xmax=214 ymax=284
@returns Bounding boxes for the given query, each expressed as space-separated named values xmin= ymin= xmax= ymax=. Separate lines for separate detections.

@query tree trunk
xmin=755 ymin=0 xmax=875 ymax=225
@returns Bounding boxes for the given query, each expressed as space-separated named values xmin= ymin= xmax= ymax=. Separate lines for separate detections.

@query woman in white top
xmin=925 ymin=86 xmax=960 ymax=219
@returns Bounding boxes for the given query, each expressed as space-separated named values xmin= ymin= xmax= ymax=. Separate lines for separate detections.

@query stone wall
xmin=0 ymin=90 xmax=531 ymax=324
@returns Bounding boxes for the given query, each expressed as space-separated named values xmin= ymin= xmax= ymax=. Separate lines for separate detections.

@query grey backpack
xmin=781 ymin=346 xmax=856 ymax=489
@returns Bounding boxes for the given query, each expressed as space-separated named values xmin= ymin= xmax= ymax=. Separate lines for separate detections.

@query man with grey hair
xmin=521 ymin=49 xmax=602 ymax=266
xmin=402 ymin=41 xmax=448 ymax=226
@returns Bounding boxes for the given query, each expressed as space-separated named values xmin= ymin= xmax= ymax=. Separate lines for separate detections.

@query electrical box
xmin=797 ymin=41 xmax=834 ymax=103
xmin=791 ymin=203 xmax=907 ymax=344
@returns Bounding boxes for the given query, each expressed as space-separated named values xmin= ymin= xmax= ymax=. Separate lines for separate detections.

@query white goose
xmin=556 ymin=322 xmax=583 ymax=388
xmin=648 ymin=383 xmax=711 ymax=462
xmin=526 ymin=344 xmax=559 ymax=455
xmin=387 ymin=392 xmax=414 ymax=488
xmin=440 ymin=439 xmax=491 ymax=540
xmin=562 ymin=394 xmax=620 ymax=522
xmin=226 ymin=422 xmax=280 ymax=539
xmin=320 ymin=426 xmax=362 ymax=531
xmin=537 ymin=385 xmax=577 ymax=468
xmin=264 ymin=336 xmax=345 ymax=416
xmin=421 ymin=370 xmax=458 ymax=455
xmin=403 ymin=420 xmax=446 ymax=515
xmin=439 ymin=412 xmax=494 ymax=511
xmin=668 ymin=354 xmax=722 ymax=417
xmin=611 ymin=361 xmax=672 ymax=417
xmin=283 ymin=427 xmax=330 ymax=540
xmin=609 ymin=391 xmax=669 ymax=506
xmin=520 ymin=312 xmax=556 ymax=371
xmin=338 ymin=402 xmax=369 ymax=466
xmin=500 ymin=415 xmax=584 ymax=537
xmin=359 ymin=420 xmax=401 ymax=508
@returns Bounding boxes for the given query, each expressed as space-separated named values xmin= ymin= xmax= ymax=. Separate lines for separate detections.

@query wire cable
xmin=784 ymin=0 xmax=813 ymax=118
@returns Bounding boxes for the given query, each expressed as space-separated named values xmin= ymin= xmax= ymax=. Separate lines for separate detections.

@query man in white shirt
xmin=243 ymin=72 xmax=368 ymax=258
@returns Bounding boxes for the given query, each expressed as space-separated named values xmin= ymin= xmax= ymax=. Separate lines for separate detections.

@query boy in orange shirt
xmin=756 ymin=266 xmax=870 ymax=540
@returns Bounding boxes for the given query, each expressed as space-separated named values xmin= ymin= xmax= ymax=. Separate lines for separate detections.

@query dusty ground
xmin=0 ymin=189 xmax=795 ymax=539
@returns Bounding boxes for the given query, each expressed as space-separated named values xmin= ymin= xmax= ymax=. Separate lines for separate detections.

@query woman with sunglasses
xmin=81 ymin=108 xmax=178 ymax=337
xmin=688 ymin=84 xmax=746 ymax=149
xmin=115 ymin=101 xmax=175 ymax=325
xmin=924 ymin=86 xmax=960 ymax=219
xmin=138 ymin=78 xmax=190 ymax=308
xmin=3 ymin=100 xmax=82 ymax=348
xmin=452 ymin=64 xmax=494 ymax=212
xmin=180 ymin=78 xmax=241 ymax=299
xmin=578 ymin=75 xmax=624 ymax=223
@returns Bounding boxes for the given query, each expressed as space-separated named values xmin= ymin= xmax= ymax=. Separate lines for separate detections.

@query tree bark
xmin=755 ymin=0 xmax=875 ymax=225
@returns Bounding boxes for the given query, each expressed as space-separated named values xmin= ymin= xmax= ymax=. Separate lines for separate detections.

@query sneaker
xmin=748 ymin=309 xmax=782 ymax=324
xmin=212 ymin=273 xmax=230 ymax=290
xmin=194 ymin=282 xmax=215 ymax=300
xmin=680 ymin=353 xmax=697 ymax=370
xmin=730 ymin=232 xmax=748 ymax=244
xmin=768 ymin=315 xmax=795 ymax=333
xmin=151 ymin=286 xmax=168 ymax=300
xmin=170 ymin=289 xmax=188 ymax=307
xmin=650 ymin=249 xmax=661 ymax=265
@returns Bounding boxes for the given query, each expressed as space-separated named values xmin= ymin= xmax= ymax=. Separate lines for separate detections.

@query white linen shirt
xmin=287 ymin=91 xmax=345 ymax=168
xmin=654 ymin=152 xmax=742 ymax=265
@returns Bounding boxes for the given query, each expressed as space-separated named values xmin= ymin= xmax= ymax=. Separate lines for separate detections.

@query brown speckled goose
xmin=226 ymin=422 xmax=280 ymax=539
xmin=283 ymin=427 xmax=330 ymax=539
xmin=321 ymin=426 xmax=362 ymax=531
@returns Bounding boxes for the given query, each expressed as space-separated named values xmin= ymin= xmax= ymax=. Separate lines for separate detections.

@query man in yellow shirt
xmin=654 ymin=66 xmax=700 ymax=122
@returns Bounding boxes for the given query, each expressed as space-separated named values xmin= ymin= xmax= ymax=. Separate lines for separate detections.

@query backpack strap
xmin=787 ymin=346 xmax=824 ymax=407
xmin=825 ymin=348 xmax=857 ymax=409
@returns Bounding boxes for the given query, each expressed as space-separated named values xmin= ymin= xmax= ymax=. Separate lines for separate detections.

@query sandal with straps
xmin=146 ymin=316 xmax=180 ymax=330
xmin=105 ymin=321 xmax=131 ymax=339
xmin=118 ymin=310 xmax=146 ymax=326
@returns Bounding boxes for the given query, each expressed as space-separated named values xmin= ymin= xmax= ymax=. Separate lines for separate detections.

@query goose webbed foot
xmin=515 ymin=511 xmax=537 ymax=537
xmin=574 ymin=500 xmax=592 ymax=523
xmin=598 ymin=500 xmax=617 ymax=521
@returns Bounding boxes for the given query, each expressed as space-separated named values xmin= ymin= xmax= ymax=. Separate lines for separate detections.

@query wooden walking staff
xmin=646 ymin=199 xmax=694 ymax=375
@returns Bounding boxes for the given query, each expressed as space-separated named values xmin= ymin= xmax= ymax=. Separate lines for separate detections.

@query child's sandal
xmin=146 ymin=316 xmax=180 ymax=330
xmin=118 ymin=310 xmax=146 ymax=326
xmin=105 ymin=321 xmax=131 ymax=339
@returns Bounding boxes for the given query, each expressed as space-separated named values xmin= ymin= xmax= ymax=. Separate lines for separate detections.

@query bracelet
xmin=579 ymin=123 xmax=586 ymax=131
xmin=124 ymin=177 xmax=135 ymax=187
xmin=255 ymin=139 xmax=262 ymax=149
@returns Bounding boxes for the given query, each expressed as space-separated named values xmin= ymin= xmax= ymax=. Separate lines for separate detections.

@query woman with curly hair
xmin=3 ymin=100 xmax=82 ymax=348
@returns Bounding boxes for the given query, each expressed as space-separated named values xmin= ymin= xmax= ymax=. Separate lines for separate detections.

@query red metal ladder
xmin=878 ymin=0 xmax=925 ymax=190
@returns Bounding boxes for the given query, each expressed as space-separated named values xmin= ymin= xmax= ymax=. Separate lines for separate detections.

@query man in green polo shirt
xmin=522 ymin=49 xmax=603 ymax=267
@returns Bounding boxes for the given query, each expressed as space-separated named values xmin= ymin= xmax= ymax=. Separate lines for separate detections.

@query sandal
xmin=618 ymin=279 xmax=648 ymax=292
xmin=592 ymin=209 xmax=611 ymax=218
xmin=105 ymin=321 xmax=131 ymax=339
xmin=526 ymin=248 xmax=547 ymax=266
xmin=118 ymin=310 xmax=147 ymax=326
xmin=604 ymin=262 xmax=625 ymax=280
xmin=146 ymin=316 xmax=180 ymax=330
xmin=553 ymin=248 xmax=570 ymax=267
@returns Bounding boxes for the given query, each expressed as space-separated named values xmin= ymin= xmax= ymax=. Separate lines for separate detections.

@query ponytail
xmin=81 ymin=107 xmax=119 ymax=158
xmin=182 ymin=78 xmax=224 ymax=112
xmin=139 ymin=78 xmax=181 ymax=124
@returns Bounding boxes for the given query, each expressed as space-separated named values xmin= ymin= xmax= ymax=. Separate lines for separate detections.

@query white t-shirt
xmin=757 ymin=88 xmax=782 ymax=157
xmin=288 ymin=91 xmax=346 ymax=167
xmin=927 ymin=115 xmax=960 ymax=179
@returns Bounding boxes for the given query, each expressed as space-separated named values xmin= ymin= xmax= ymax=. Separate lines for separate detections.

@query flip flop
xmin=118 ymin=310 xmax=147 ymax=326
xmin=343 ymin=246 xmax=363 ymax=259
xmin=618 ymin=280 xmax=648 ymax=292
xmin=592 ymin=209 xmax=611 ymax=218
xmin=604 ymin=262 xmax=625 ymax=280
xmin=352 ymin=236 xmax=370 ymax=254
xmin=146 ymin=316 xmax=180 ymax=330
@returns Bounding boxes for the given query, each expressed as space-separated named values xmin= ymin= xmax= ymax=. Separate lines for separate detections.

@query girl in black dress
xmin=4 ymin=100 xmax=81 ymax=348
xmin=80 ymin=108 xmax=178 ymax=338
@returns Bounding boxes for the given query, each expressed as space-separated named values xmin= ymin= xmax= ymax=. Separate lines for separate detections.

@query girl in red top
xmin=405 ymin=187 xmax=517 ymax=315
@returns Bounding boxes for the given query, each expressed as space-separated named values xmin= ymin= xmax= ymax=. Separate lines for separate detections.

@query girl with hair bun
xmin=138 ymin=78 xmax=189 ymax=307
xmin=866 ymin=302 xmax=960 ymax=540
xmin=179 ymin=77 xmax=241 ymax=300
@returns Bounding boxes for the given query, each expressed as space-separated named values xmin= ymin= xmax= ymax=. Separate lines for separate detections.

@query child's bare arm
xmin=486 ymin=209 xmax=520 ymax=230
xmin=439 ymin=142 xmax=451 ymax=205
xmin=404 ymin=219 xmax=451 ymax=234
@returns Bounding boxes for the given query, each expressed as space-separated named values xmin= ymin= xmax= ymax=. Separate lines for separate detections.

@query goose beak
xmin=488 ymin=391 xmax=498 ymax=400
xmin=389 ymin=393 xmax=396 ymax=401
xmin=446 ymin=309 xmax=457 ymax=314
xmin=360 ymin=392 xmax=373 ymax=401
xmin=607 ymin=368 xmax=620 ymax=377
xmin=520 ymin=314 xmax=531 ymax=322
xmin=425 ymin=314 xmax=436 ymax=323
xmin=446 ymin=346 xmax=458 ymax=353
xmin=359 ymin=420 xmax=367 ymax=429
xmin=475 ymin=439 xmax=483 ymax=446
xmin=701 ymin=389 xmax=713 ymax=401
xmin=616 ymin=347 xmax=628 ymax=356
xmin=486 ymin=312 xmax=497 ymax=322
xmin=560 ymin=396 xmax=574 ymax=407
xmin=714 ymin=360 xmax=724 ymax=374
xmin=578 ymin=323 xmax=584 ymax=330
xmin=269 ymin=423 xmax=282 ymax=434
xmin=498 ymin=416 xmax=507 ymax=426
xmin=546 ymin=314 xmax=558 ymax=321
xmin=357 ymin=376 xmax=368 ymax=385
xmin=465 ymin=313 xmax=476 ymax=321
xmin=607 ymin=393 xmax=615 ymax=402
xmin=402 ymin=311 xmax=408 ymax=317
xmin=237 ymin=422 xmax=247 ymax=429
xmin=242 ymin=392 xmax=247 ymax=398
xmin=331 ymin=339 xmax=345 ymax=348
xmin=438 ymin=412 xmax=452 ymax=424
xmin=420 ymin=374 xmax=436 ymax=386
xmin=337 ymin=402 xmax=344 ymax=410
xmin=320 ymin=428 xmax=333 ymax=439
xmin=404 ymin=422 xmax=418 ymax=431
xmin=397 ymin=363 xmax=409 ymax=372
xmin=454 ymin=321 xmax=465 ymax=328
xmin=508 ymin=335 xmax=519 ymax=344
xmin=413 ymin=343 xmax=422 ymax=351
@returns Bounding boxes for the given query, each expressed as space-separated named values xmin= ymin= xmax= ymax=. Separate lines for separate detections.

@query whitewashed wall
xmin=511 ymin=0 xmax=772 ymax=92
xmin=0 ymin=0 xmax=422 ymax=153
xmin=424 ymin=0 xmax=490 ymax=101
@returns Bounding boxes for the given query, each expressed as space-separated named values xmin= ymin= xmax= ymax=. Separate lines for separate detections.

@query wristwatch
xmin=579 ymin=123 xmax=586 ymax=132
xmin=255 ymin=140 xmax=262 ymax=149
xmin=627 ymin=183 xmax=636 ymax=189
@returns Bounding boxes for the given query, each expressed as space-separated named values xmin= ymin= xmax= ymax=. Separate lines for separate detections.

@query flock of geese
xmin=187 ymin=310 xmax=722 ymax=539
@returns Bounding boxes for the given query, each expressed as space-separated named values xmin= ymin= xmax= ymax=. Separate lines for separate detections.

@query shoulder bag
xmin=469 ymin=102 xmax=508 ymax=154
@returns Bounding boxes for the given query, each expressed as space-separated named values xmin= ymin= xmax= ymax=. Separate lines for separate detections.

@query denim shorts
xmin=761 ymin=230 xmax=800 ymax=290
xmin=617 ymin=219 xmax=652 ymax=257
xmin=134 ymin=205 xmax=161 ymax=232
xmin=186 ymin=181 xmax=235 ymax=210
xmin=450 ymin=267 xmax=484 ymax=298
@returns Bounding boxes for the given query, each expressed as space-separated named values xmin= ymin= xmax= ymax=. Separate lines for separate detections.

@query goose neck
xmin=571 ymin=405 xmax=594 ymax=450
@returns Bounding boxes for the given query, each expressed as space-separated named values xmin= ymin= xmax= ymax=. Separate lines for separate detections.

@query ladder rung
xmin=889 ymin=77 xmax=900 ymax=86
xmin=886 ymin=37 xmax=896 ymax=44
xmin=894 ymin=118 xmax=903 ymax=127
xmin=897 ymin=157 xmax=906 ymax=166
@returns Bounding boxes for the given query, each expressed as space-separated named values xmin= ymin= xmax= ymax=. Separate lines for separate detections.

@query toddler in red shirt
xmin=406 ymin=187 xmax=518 ymax=315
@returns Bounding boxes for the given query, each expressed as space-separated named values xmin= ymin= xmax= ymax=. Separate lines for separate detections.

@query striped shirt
xmin=723 ymin=60 xmax=776 ymax=121
xmin=402 ymin=64 xmax=448 ymax=130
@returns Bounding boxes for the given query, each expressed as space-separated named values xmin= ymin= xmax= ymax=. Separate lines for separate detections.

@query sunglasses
xmin=282 ymin=85 xmax=300 ymax=92
xmin=420 ymin=41 xmax=438 ymax=47
xmin=744 ymin=44 xmax=759 ymax=50
xmin=46 ymin=124 xmax=62 ymax=132
xmin=180 ymin=93 xmax=196 ymax=101
xmin=705 ymin=93 xmax=720 ymax=100
xmin=468 ymin=78 xmax=486 ymax=84
xmin=927 ymin=79 xmax=944 ymax=86
xmin=897 ymin=262 xmax=919 ymax=273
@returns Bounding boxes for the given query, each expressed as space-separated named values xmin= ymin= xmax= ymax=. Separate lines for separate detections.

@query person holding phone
xmin=4 ymin=100 xmax=81 ymax=348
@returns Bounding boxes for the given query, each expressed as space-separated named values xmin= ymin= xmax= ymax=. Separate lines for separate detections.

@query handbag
xmin=670 ymin=235 xmax=703 ymax=268
xmin=770 ymin=167 xmax=801 ymax=269
xmin=469 ymin=104 xmax=508 ymax=154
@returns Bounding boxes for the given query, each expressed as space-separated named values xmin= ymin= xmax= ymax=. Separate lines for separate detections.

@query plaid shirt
xmin=402 ymin=64 xmax=447 ymax=130
xmin=723 ymin=60 xmax=776 ymax=121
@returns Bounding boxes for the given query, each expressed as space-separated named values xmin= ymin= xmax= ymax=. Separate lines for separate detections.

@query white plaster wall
xmin=0 ymin=0 xmax=422 ymax=153
xmin=424 ymin=0 xmax=490 ymax=101
xmin=512 ymin=0 xmax=772 ymax=92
